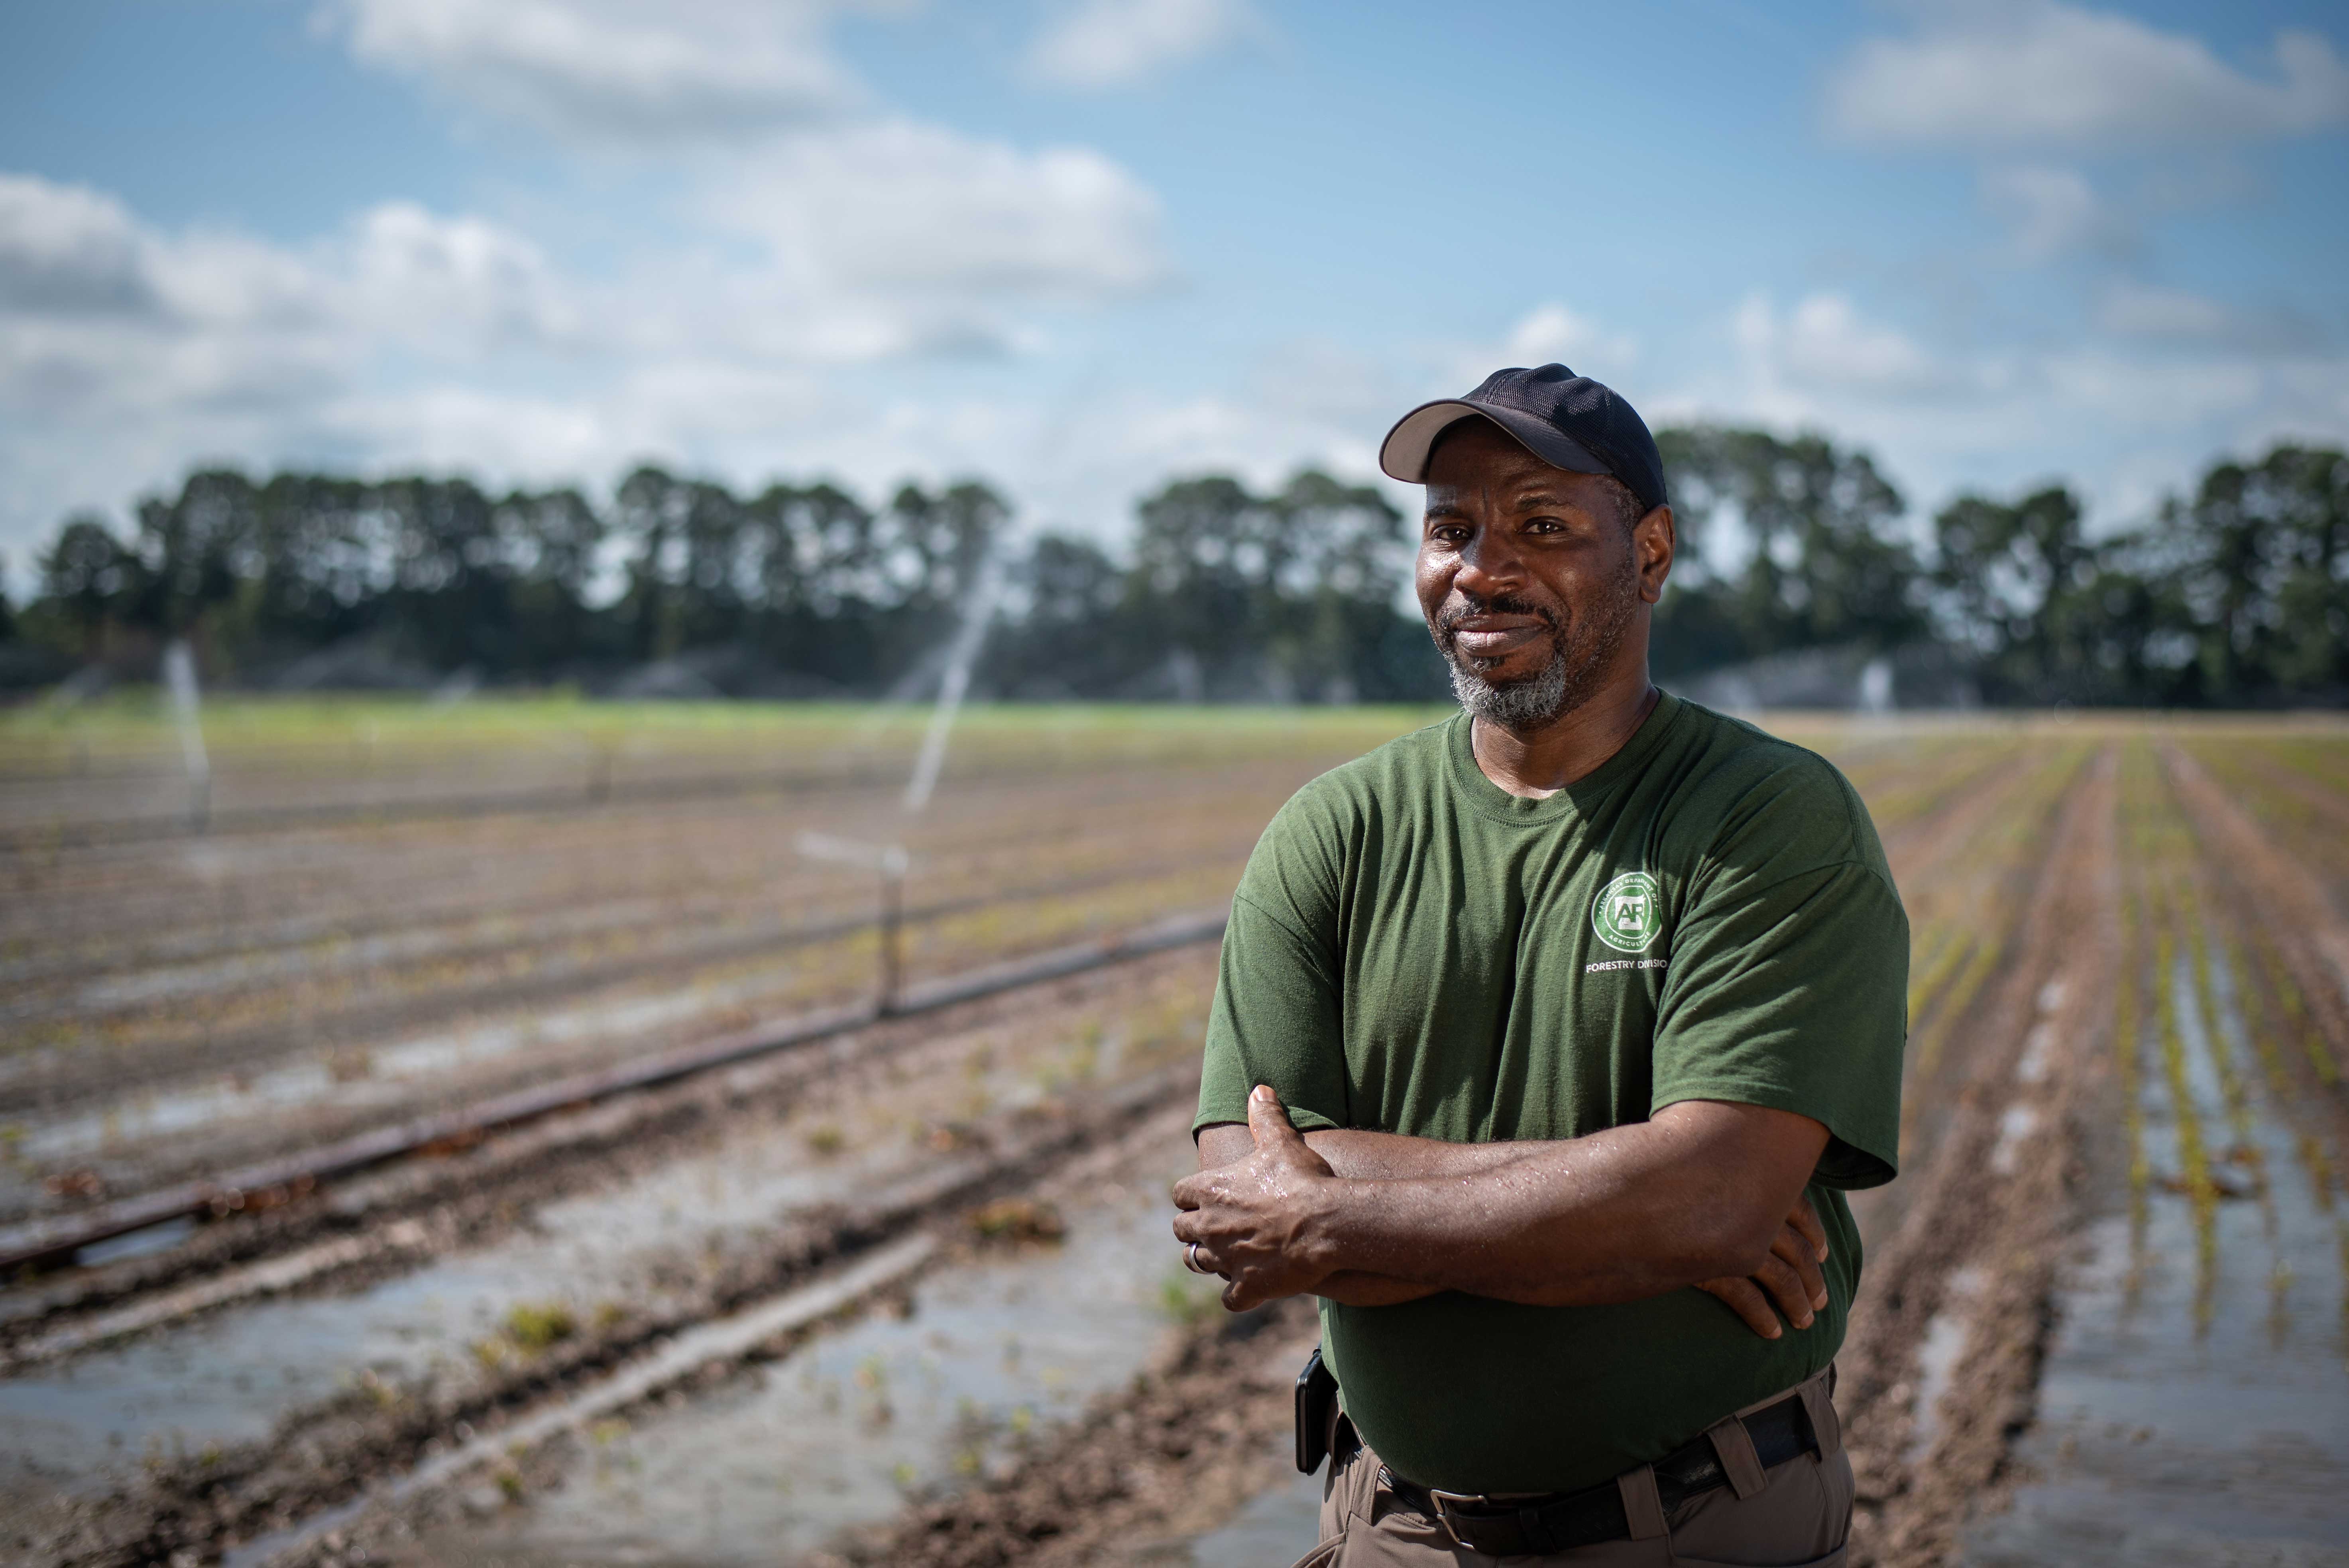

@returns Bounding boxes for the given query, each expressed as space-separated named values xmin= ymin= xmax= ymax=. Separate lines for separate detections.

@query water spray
xmin=902 ymin=551 xmax=1004 ymax=815
xmin=796 ymin=544 xmax=1006 ymax=1012
xmin=162 ymin=639 xmax=211 ymax=831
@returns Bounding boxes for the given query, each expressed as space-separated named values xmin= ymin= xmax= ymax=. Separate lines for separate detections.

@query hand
xmin=1171 ymin=1086 xmax=1340 ymax=1311
xmin=1695 ymin=1194 xmax=1830 ymax=1339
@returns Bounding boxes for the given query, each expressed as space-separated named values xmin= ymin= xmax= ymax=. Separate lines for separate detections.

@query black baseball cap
xmin=1378 ymin=364 xmax=1668 ymax=514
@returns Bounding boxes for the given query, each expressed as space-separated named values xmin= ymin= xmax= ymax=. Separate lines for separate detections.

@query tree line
xmin=4 ymin=430 xmax=2343 ymax=707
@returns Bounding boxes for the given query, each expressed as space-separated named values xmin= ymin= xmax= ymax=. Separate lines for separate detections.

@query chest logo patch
xmin=1591 ymin=870 xmax=1663 ymax=953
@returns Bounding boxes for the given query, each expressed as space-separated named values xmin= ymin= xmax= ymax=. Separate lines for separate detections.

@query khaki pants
xmin=1291 ymin=1369 xmax=1853 ymax=1567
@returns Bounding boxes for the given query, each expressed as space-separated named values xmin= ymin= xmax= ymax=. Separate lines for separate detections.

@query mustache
xmin=1434 ymin=592 xmax=1562 ymax=637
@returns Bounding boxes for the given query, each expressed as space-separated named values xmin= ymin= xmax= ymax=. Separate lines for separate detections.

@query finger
xmin=1771 ymin=1226 xmax=1829 ymax=1312
xmin=1172 ymin=1212 xmax=1203 ymax=1244
xmin=1170 ymin=1173 xmax=1209 ymax=1210
xmin=1750 ymin=1252 xmax=1815 ymax=1330
xmin=1788 ymin=1193 xmax=1828 ymax=1262
xmin=1696 ymin=1277 xmax=1782 ymax=1340
xmin=1245 ymin=1084 xmax=1308 ymax=1157
xmin=1222 ymin=1276 xmax=1260 ymax=1313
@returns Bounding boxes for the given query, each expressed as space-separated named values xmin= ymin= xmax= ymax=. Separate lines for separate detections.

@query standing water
xmin=1962 ymin=938 xmax=2349 ymax=1564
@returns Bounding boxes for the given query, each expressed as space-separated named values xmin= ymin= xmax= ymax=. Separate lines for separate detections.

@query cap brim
xmin=1378 ymin=400 xmax=1610 ymax=484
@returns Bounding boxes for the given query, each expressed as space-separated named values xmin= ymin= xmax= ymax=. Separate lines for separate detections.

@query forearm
xmin=1298 ymin=1113 xmax=1812 ymax=1307
xmin=1303 ymin=1128 xmax=1547 ymax=1179
xmin=1306 ymin=1134 xmax=1543 ymax=1303
xmin=1177 ymin=1091 xmax=1830 ymax=1322
xmin=1199 ymin=1125 xmax=1535 ymax=1305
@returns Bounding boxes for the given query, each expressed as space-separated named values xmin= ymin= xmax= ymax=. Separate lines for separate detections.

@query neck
xmin=1469 ymin=665 xmax=1660 ymax=798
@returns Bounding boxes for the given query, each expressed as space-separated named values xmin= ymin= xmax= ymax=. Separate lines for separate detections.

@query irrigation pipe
xmin=0 ymin=906 xmax=1228 ymax=1274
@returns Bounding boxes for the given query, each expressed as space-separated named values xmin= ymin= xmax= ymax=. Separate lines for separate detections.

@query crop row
xmin=2116 ymin=739 xmax=2349 ymax=1337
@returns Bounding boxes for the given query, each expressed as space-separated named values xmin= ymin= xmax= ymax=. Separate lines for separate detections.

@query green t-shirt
xmin=1194 ymin=694 xmax=1907 ymax=1495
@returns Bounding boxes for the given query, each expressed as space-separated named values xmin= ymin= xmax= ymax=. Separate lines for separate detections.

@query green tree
xmin=133 ymin=469 xmax=261 ymax=639
xmin=1122 ymin=469 xmax=1430 ymax=700
xmin=40 ymin=514 xmax=141 ymax=659
xmin=2157 ymin=444 xmax=2349 ymax=703
xmin=1653 ymin=427 xmax=1922 ymax=673
xmin=497 ymin=487 xmax=607 ymax=674
xmin=1930 ymin=486 xmax=2107 ymax=701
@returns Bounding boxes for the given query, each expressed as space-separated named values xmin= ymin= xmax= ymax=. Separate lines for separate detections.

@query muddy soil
xmin=14 ymin=717 xmax=2343 ymax=1568
xmin=0 ymin=946 xmax=1217 ymax=1356
xmin=0 ymin=948 xmax=1220 ymax=1568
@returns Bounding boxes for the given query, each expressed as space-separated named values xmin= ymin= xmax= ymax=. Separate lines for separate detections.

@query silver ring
xmin=1183 ymin=1241 xmax=1208 ymax=1274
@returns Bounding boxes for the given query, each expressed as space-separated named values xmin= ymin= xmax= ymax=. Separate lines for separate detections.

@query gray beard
xmin=1436 ymin=563 xmax=1639 ymax=735
xmin=1449 ymin=654 xmax=1572 ymax=730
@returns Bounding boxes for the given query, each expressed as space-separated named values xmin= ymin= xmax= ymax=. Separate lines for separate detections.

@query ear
xmin=1635 ymin=504 xmax=1675 ymax=604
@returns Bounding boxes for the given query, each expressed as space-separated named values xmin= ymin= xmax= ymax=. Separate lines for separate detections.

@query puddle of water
xmin=0 ymin=1116 xmax=928 ymax=1495
xmin=407 ymin=1128 xmax=1207 ymax=1568
xmin=1989 ymin=1106 xmax=2040 ymax=1175
xmin=1961 ymin=947 xmax=2349 ymax=1566
xmin=1906 ymin=1265 xmax=1986 ymax=1467
xmin=0 ymin=1006 xmax=1136 ymax=1507
xmin=2014 ymin=1022 xmax=2055 ymax=1085
xmin=73 ymin=1214 xmax=198 ymax=1269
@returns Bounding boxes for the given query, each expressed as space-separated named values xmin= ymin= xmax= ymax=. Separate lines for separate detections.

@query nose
xmin=1453 ymin=527 xmax=1524 ymax=597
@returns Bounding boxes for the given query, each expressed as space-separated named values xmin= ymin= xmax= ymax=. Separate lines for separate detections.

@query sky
xmin=2 ymin=0 xmax=2345 ymax=591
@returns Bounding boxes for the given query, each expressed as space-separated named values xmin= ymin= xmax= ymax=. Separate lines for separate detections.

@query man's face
xmin=1415 ymin=422 xmax=1674 ymax=732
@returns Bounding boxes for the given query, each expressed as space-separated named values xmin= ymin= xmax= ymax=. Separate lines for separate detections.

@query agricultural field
xmin=1 ymin=698 xmax=2345 ymax=1568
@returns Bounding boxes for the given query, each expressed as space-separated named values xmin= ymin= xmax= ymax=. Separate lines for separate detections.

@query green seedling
xmin=503 ymin=1301 xmax=577 ymax=1352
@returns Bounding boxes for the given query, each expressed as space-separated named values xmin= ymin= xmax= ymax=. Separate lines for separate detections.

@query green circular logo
xmin=1591 ymin=870 xmax=1663 ymax=953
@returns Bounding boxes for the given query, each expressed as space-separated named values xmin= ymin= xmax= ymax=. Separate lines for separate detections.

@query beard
xmin=1432 ymin=560 xmax=1639 ymax=734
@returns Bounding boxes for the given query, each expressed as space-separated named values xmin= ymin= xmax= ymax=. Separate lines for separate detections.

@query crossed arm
xmin=1175 ymin=1087 xmax=1834 ymax=1339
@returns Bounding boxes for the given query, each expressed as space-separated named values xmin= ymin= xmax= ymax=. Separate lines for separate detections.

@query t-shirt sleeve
xmin=1195 ymin=796 xmax=1352 ymax=1138
xmin=1650 ymin=774 xmax=1909 ymax=1189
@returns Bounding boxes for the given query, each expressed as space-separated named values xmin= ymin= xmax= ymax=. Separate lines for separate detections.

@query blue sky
xmin=3 ymin=0 xmax=2345 ymax=590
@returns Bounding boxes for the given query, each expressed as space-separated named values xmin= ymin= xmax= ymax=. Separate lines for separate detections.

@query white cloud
xmin=1978 ymin=164 xmax=2132 ymax=261
xmin=2093 ymin=279 xmax=2233 ymax=342
xmin=1649 ymin=284 xmax=2349 ymax=535
xmin=322 ymin=1 xmax=1175 ymax=350
xmin=1828 ymin=2 xmax=2349 ymax=148
xmin=1734 ymin=292 xmax=1957 ymax=398
xmin=712 ymin=120 xmax=1170 ymax=308
xmin=0 ymin=175 xmax=580 ymax=425
xmin=1497 ymin=303 xmax=1639 ymax=376
xmin=323 ymin=0 xmax=871 ymax=145
xmin=0 ymin=175 xmax=159 ymax=315
xmin=0 ymin=157 xmax=1172 ymax=573
xmin=1418 ymin=303 xmax=1643 ymax=406
xmin=1026 ymin=0 xmax=1254 ymax=89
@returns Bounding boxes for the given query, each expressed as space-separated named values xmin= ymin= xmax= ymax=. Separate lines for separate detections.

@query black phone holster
xmin=1294 ymin=1345 xmax=1343 ymax=1474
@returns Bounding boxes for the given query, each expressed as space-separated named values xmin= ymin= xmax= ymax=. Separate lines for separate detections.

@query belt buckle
xmin=1427 ymin=1488 xmax=1494 ymax=1552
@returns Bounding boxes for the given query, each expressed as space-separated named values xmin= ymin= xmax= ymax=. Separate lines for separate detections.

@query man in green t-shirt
xmin=1174 ymin=364 xmax=1906 ymax=1564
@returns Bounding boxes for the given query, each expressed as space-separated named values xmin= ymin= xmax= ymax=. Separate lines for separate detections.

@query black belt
xmin=1374 ymin=1390 xmax=1820 ymax=1558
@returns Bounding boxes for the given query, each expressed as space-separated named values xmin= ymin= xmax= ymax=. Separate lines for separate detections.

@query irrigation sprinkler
xmin=162 ymin=639 xmax=211 ymax=832
xmin=796 ymin=831 xmax=912 ymax=1013
xmin=786 ymin=551 xmax=1003 ymax=1011
xmin=903 ymin=552 xmax=1004 ymax=814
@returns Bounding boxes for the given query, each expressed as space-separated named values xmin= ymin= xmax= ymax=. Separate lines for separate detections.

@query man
xmin=1173 ymin=364 xmax=1906 ymax=1565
